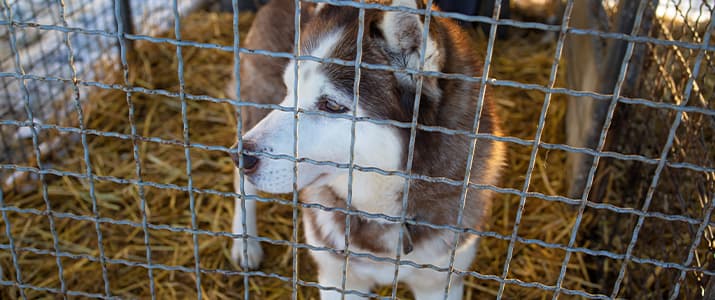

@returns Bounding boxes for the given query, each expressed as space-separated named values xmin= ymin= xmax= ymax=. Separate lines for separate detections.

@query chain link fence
xmin=0 ymin=0 xmax=713 ymax=299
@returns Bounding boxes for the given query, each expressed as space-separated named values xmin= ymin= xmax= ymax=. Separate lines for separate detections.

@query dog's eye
xmin=318 ymin=97 xmax=349 ymax=114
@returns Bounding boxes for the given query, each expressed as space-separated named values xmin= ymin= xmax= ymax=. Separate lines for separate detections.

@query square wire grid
xmin=0 ymin=0 xmax=713 ymax=299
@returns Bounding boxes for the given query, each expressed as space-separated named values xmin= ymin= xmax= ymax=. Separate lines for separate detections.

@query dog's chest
xmin=302 ymin=199 xmax=477 ymax=285
xmin=300 ymin=184 xmax=455 ymax=259
xmin=328 ymin=172 xmax=406 ymax=216
xmin=301 ymin=186 xmax=404 ymax=255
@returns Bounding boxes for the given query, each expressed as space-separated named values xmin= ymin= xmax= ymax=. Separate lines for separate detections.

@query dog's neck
xmin=326 ymin=171 xmax=406 ymax=219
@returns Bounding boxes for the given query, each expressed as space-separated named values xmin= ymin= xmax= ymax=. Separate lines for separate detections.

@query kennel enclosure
xmin=1 ymin=0 xmax=714 ymax=299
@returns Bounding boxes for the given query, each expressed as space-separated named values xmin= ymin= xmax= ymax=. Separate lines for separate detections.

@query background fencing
xmin=0 ymin=0 xmax=713 ymax=299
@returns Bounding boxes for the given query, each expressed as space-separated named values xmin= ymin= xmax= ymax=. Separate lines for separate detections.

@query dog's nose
xmin=231 ymin=140 xmax=260 ymax=174
xmin=241 ymin=154 xmax=259 ymax=174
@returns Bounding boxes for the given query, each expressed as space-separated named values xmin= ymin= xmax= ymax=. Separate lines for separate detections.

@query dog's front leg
xmin=313 ymin=252 xmax=373 ymax=300
xmin=231 ymin=168 xmax=264 ymax=269
xmin=408 ymin=275 xmax=464 ymax=300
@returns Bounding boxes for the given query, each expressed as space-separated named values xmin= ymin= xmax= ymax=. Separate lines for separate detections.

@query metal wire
xmin=444 ymin=0 xmax=501 ymax=297
xmin=228 ymin=0 xmax=252 ymax=299
xmin=2 ymin=194 xmax=713 ymax=276
xmin=496 ymin=0 xmax=576 ymax=297
xmin=1 ymin=23 xmax=713 ymax=120
xmin=389 ymin=0 xmax=435 ymax=298
xmin=290 ymin=1 xmax=301 ymax=298
xmin=0 ymin=187 xmax=26 ymax=299
xmin=54 ymin=0 xmax=112 ymax=297
xmin=0 ymin=119 xmax=712 ymax=226
xmin=111 ymin=0 xmax=156 ymax=297
xmin=608 ymin=6 xmax=715 ymax=298
xmin=552 ymin=0 xmax=654 ymax=298
xmin=669 ymin=194 xmax=715 ymax=299
xmin=170 ymin=0 xmax=204 ymax=298
xmin=1 ymin=0 xmax=714 ymax=299
xmin=1 ymin=0 xmax=67 ymax=296
xmin=1 ymin=117 xmax=713 ymax=237
xmin=340 ymin=0 xmax=367 ymax=298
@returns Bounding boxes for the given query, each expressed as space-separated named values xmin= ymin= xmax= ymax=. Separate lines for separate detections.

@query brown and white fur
xmin=229 ymin=1 xmax=505 ymax=299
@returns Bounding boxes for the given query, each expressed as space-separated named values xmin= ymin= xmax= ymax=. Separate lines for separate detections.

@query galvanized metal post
xmin=117 ymin=0 xmax=134 ymax=58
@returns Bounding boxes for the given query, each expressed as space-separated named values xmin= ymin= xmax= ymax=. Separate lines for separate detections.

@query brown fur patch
xmin=228 ymin=0 xmax=319 ymax=131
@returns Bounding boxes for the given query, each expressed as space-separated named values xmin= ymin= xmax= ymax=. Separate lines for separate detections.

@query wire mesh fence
xmin=0 ymin=0 xmax=713 ymax=299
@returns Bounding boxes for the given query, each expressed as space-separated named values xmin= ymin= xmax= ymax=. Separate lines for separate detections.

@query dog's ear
xmin=370 ymin=0 xmax=443 ymax=103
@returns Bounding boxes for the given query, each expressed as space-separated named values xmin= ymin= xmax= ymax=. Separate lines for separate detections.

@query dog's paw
xmin=231 ymin=238 xmax=263 ymax=270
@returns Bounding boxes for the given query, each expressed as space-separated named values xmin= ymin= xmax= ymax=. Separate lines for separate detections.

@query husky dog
xmin=228 ymin=1 xmax=505 ymax=299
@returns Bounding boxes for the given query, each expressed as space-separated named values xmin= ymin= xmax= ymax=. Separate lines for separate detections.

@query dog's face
xmin=239 ymin=0 xmax=444 ymax=194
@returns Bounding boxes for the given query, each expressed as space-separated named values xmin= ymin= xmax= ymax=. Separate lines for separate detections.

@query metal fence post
xmin=117 ymin=0 xmax=134 ymax=58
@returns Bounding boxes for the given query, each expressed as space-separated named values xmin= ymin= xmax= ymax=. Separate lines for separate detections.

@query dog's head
xmin=235 ymin=0 xmax=445 ymax=194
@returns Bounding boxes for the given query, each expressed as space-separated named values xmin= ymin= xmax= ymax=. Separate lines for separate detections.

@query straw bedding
xmin=1 ymin=8 xmax=705 ymax=299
